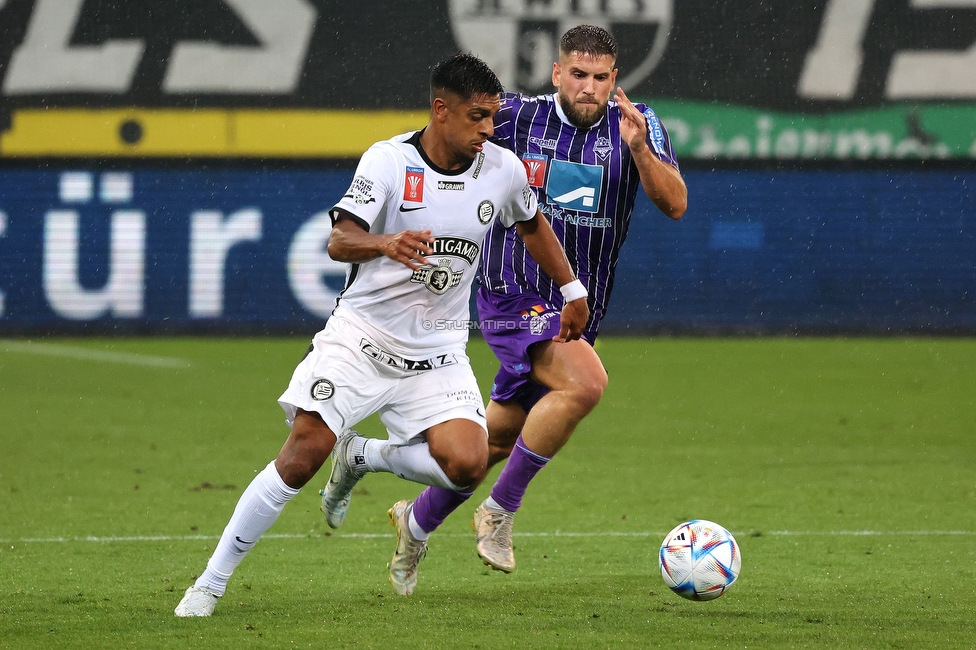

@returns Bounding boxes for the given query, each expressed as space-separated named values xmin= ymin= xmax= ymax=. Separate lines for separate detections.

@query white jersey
xmin=331 ymin=130 xmax=538 ymax=357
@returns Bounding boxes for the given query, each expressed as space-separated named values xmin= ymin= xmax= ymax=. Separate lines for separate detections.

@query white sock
xmin=485 ymin=495 xmax=507 ymax=512
xmin=407 ymin=508 xmax=430 ymax=541
xmin=363 ymin=438 xmax=462 ymax=491
xmin=194 ymin=461 xmax=300 ymax=596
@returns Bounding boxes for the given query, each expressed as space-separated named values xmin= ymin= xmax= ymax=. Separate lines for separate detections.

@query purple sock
xmin=489 ymin=435 xmax=550 ymax=513
xmin=411 ymin=487 xmax=473 ymax=534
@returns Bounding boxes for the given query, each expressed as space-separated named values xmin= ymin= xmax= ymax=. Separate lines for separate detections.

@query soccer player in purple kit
xmin=404 ymin=24 xmax=687 ymax=575
xmin=322 ymin=25 xmax=686 ymax=593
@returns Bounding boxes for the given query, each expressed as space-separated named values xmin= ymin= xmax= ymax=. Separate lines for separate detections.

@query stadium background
xmin=0 ymin=0 xmax=974 ymax=334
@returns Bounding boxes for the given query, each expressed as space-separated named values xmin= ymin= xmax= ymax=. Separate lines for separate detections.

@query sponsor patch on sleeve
xmin=643 ymin=108 xmax=667 ymax=157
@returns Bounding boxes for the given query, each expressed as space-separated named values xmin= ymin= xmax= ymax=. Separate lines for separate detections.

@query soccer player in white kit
xmin=174 ymin=53 xmax=589 ymax=616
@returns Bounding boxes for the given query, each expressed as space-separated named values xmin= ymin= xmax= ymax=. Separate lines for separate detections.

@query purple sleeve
xmin=637 ymin=103 xmax=680 ymax=171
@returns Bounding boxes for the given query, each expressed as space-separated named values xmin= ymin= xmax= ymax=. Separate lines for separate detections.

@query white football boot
xmin=387 ymin=500 xmax=428 ymax=596
xmin=472 ymin=501 xmax=516 ymax=573
xmin=174 ymin=585 xmax=220 ymax=617
xmin=320 ymin=430 xmax=366 ymax=529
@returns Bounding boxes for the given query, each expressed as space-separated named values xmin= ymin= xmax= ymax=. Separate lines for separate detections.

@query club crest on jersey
xmin=404 ymin=167 xmax=424 ymax=202
xmin=522 ymin=153 xmax=547 ymax=187
xmin=593 ymin=137 xmax=613 ymax=159
xmin=310 ymin=379 xmax=335 ymax=400
xmin=411 ymin=258 xmax=463 ymax=295
xmin=477 ymin=200 xmax=495 ymax=225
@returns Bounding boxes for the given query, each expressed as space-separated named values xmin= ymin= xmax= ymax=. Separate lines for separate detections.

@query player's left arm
xmin=614 ymin=87 xmax=687 ymax=221
xmin=515 ymin=213 xmax=590 ymax=342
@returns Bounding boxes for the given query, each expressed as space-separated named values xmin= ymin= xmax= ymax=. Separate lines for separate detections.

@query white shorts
xmin=278 ymin=315 xmax=487 ymax=445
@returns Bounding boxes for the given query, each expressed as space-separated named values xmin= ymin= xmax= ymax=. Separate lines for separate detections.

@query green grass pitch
xmin=1 ymin=336 xmax=974 ymax=648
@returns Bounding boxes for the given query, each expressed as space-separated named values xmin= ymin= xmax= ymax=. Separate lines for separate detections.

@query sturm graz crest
xmin=411 ymin=258 xmax=464 ymax=295
xmin=310 ymin=379 xmax=335 ymax=400
xmin=448 ymin=0 xmax=673 ymax=95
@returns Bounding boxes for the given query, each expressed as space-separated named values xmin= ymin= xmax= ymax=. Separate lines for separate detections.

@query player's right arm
xmin=614 ymin=87 xmax=687 ymax=220
xmin=328 ymin=142 xmax=435 ymax=271
xmin=328 ymin=211 xmax=434 ymax=271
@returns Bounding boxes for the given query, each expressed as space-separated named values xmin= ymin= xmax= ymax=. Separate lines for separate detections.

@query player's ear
xmin=431 ymin=96 xmax=449 ymax=122
xmin=551 ymin=62 xmax=561 ymax=88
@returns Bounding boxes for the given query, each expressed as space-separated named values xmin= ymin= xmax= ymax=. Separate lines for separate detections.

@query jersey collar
xmin=408 ymin=129 xmax=474 ymax=177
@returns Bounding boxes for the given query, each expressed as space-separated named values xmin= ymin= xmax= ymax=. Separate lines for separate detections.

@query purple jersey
xmin=479 ymin=92 xmax=679 ymax=337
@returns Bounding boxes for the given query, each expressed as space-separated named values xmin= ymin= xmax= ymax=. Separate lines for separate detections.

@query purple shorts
xmin=476 ymin=285 xmax=581 ymax=411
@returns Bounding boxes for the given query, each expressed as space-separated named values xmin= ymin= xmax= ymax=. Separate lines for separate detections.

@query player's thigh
xmin=528 ymin=338 xmax=607 ymax=393
xmin=380 ymin=360 xmax=487 ymax=445
xmin=278 ymin=323 xmax=395 ymax=435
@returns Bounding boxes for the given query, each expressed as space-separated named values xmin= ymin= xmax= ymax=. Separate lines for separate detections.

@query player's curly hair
xmin=560 ymin=24 xmax=618 ymax=60
xmin=430 ymin=52 xmax=503 ymax=102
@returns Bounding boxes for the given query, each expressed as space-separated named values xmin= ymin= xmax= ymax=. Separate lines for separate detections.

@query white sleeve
xmin=331 ymin=144 xmax=397 ymax=231
xmin=497 ymin=154 xmax=538 ymax=228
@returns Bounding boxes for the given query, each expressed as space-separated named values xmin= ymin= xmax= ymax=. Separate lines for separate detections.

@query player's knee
xmin=443 ymin=450 xmax=488 ymax=488
xmin=571 ymin=368 xmax=608 ymax=413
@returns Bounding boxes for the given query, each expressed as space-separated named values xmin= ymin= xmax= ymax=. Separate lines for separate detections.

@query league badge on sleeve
xmin=522 ymin=154 xmax=547 ymax=188
xmin=404 ymin=167 xmax=425 ymax=202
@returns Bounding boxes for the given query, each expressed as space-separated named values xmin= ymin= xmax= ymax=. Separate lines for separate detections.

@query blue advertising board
xmin=0 ymin=168 xmax=350 ymax=333
xmin=603 ymin=168 xmax=976 ymax=333
xmin=0 ymin=166 xmax=974 ymax=334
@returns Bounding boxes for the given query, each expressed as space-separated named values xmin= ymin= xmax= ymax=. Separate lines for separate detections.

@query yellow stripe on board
xmin=0 ymin=109 xmax=429 ymax=157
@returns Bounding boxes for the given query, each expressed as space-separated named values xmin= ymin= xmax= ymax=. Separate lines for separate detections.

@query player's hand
xmin=553 ymin=298 xmax=589 ymax=342
xmin=614 ymin=87 xmax=649 ymax=154
xmin=383 ymin=229 xmax=435 ymax=270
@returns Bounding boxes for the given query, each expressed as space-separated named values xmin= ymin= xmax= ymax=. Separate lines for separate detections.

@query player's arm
xmin=515 ymin=212 xmax=590 ymax=342
xmin=614 ymin=87 xmax=687 ymax=221
xmin=327 ymin=210 xmax=434 ymax=271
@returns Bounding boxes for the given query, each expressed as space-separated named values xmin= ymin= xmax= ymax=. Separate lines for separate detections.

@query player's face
xmin=553 ymin=52 xmax=618 ymax=129
xmin=443 ymin=92 xmax=501 ymax=163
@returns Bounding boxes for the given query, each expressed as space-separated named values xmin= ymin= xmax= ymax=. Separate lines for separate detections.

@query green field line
xmin=4 ymin=530 xmax=974 ymax=545
xmin=0 ymin=339 xmax=191 ymax=367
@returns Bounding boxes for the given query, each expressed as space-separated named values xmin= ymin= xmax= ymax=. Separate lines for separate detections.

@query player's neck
xmin=418 ymin=126 xmax=467 ymax=172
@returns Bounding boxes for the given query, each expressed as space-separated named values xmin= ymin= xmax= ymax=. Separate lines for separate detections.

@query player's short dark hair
xmin=559 ymin=24 xmax=618 ymax=61
xmin=430 ymin=53 xmax=503 ymax=103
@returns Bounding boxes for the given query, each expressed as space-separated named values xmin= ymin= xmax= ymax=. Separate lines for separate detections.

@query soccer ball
xmin=659 ymin=520 xmax=741 ymax=601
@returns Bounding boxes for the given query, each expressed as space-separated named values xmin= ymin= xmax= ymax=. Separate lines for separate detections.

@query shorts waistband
xmin=359 ymin=338 xmax=457 ymax=372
